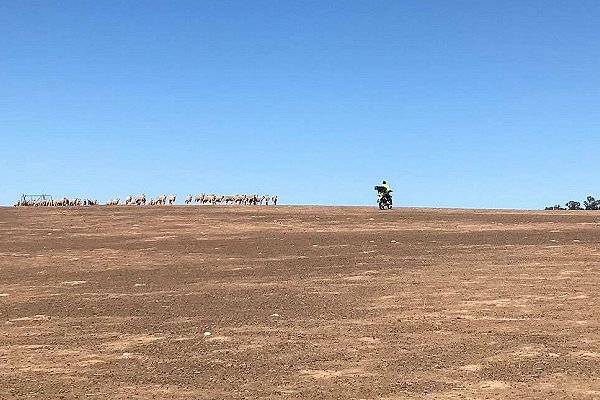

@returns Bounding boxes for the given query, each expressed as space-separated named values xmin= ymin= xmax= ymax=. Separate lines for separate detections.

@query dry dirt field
xmin=1 ymin=206 xmax=599 ymax=399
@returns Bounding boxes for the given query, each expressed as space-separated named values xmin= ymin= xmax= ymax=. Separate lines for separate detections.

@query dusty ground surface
xmin=0 ymin=205 xmax=599 ymax=399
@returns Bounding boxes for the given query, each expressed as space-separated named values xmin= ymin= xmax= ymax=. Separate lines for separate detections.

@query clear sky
xmin=1 ymin=1 xmax=599 ymax=208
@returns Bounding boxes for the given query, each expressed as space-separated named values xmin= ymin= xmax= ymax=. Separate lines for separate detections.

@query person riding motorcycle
xmin=375 ymin=180 xmax=393 ymax=209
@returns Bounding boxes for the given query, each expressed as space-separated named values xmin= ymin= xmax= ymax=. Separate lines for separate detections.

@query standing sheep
xmin=132 ymin=194 xmax=146 ymax=205
xmin=223 ymin=195 xmax=236 ymax=205
xmin=254 ymin=195 xmax=265 ymax=205
xmin=202 ymin=194 xmax=215 ymax=204
xmin=168 ymin=195 xmax=176 ymax=205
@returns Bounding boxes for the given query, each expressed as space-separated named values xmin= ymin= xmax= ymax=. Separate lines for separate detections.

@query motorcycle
xmin=374 ymin=186 xmax=393 ymax=210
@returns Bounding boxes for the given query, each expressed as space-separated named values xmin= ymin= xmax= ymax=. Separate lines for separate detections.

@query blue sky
xmin=1 ymin=1 xmax=599 ymax=208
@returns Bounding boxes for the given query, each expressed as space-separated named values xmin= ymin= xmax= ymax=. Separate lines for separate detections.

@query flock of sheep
xmin=14 ymin=193 xmax=278 ymax=207
xmin=185 ymin=193 xmax=277 ymax=206
xmin=15 ymin=198 xmax=99 ymax=207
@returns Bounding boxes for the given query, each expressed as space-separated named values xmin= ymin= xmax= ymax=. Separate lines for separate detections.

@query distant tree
xmin=565 ymin=201 xmax=583 ymax=210
xmin=584 ymin=196 xmax=600 ymax=210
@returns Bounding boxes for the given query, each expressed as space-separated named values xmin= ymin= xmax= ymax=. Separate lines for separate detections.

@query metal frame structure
xmin=20 ymin=194 xmax=53 ymax=203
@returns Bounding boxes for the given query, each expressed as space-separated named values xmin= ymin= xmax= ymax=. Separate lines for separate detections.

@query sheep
xmin=168 ymin=195 xmax=176 ymax=205
xmin=184 ymin=195 xmax=193 ymax=204
xmin=132 ymin=194 xmax=146 ymax=205
xmin=66 ymin=198 xmax=81 ymax=207
xmin=153 ymin=194 xmax=166 ymax=205
xmin=194 ymin=194 xmax=205 ymax=203
xmin=202 ymin=194 xmax=215 ymax=204
xmin=124 ymin=195 xmax=133 ymax=205
xmin=202 ymin=194 xmax=223 ymax=205
xmin=272 ymin=195 xmax=278 ymax=205
xmin=223 ymin=195 xmax=236 ymax=205
xmin=253 ymin=195 xmax=265 ymax=205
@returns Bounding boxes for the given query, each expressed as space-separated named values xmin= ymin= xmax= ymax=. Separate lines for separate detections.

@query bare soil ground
xmin=0 ymin=206 xmax=599 ymax=399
